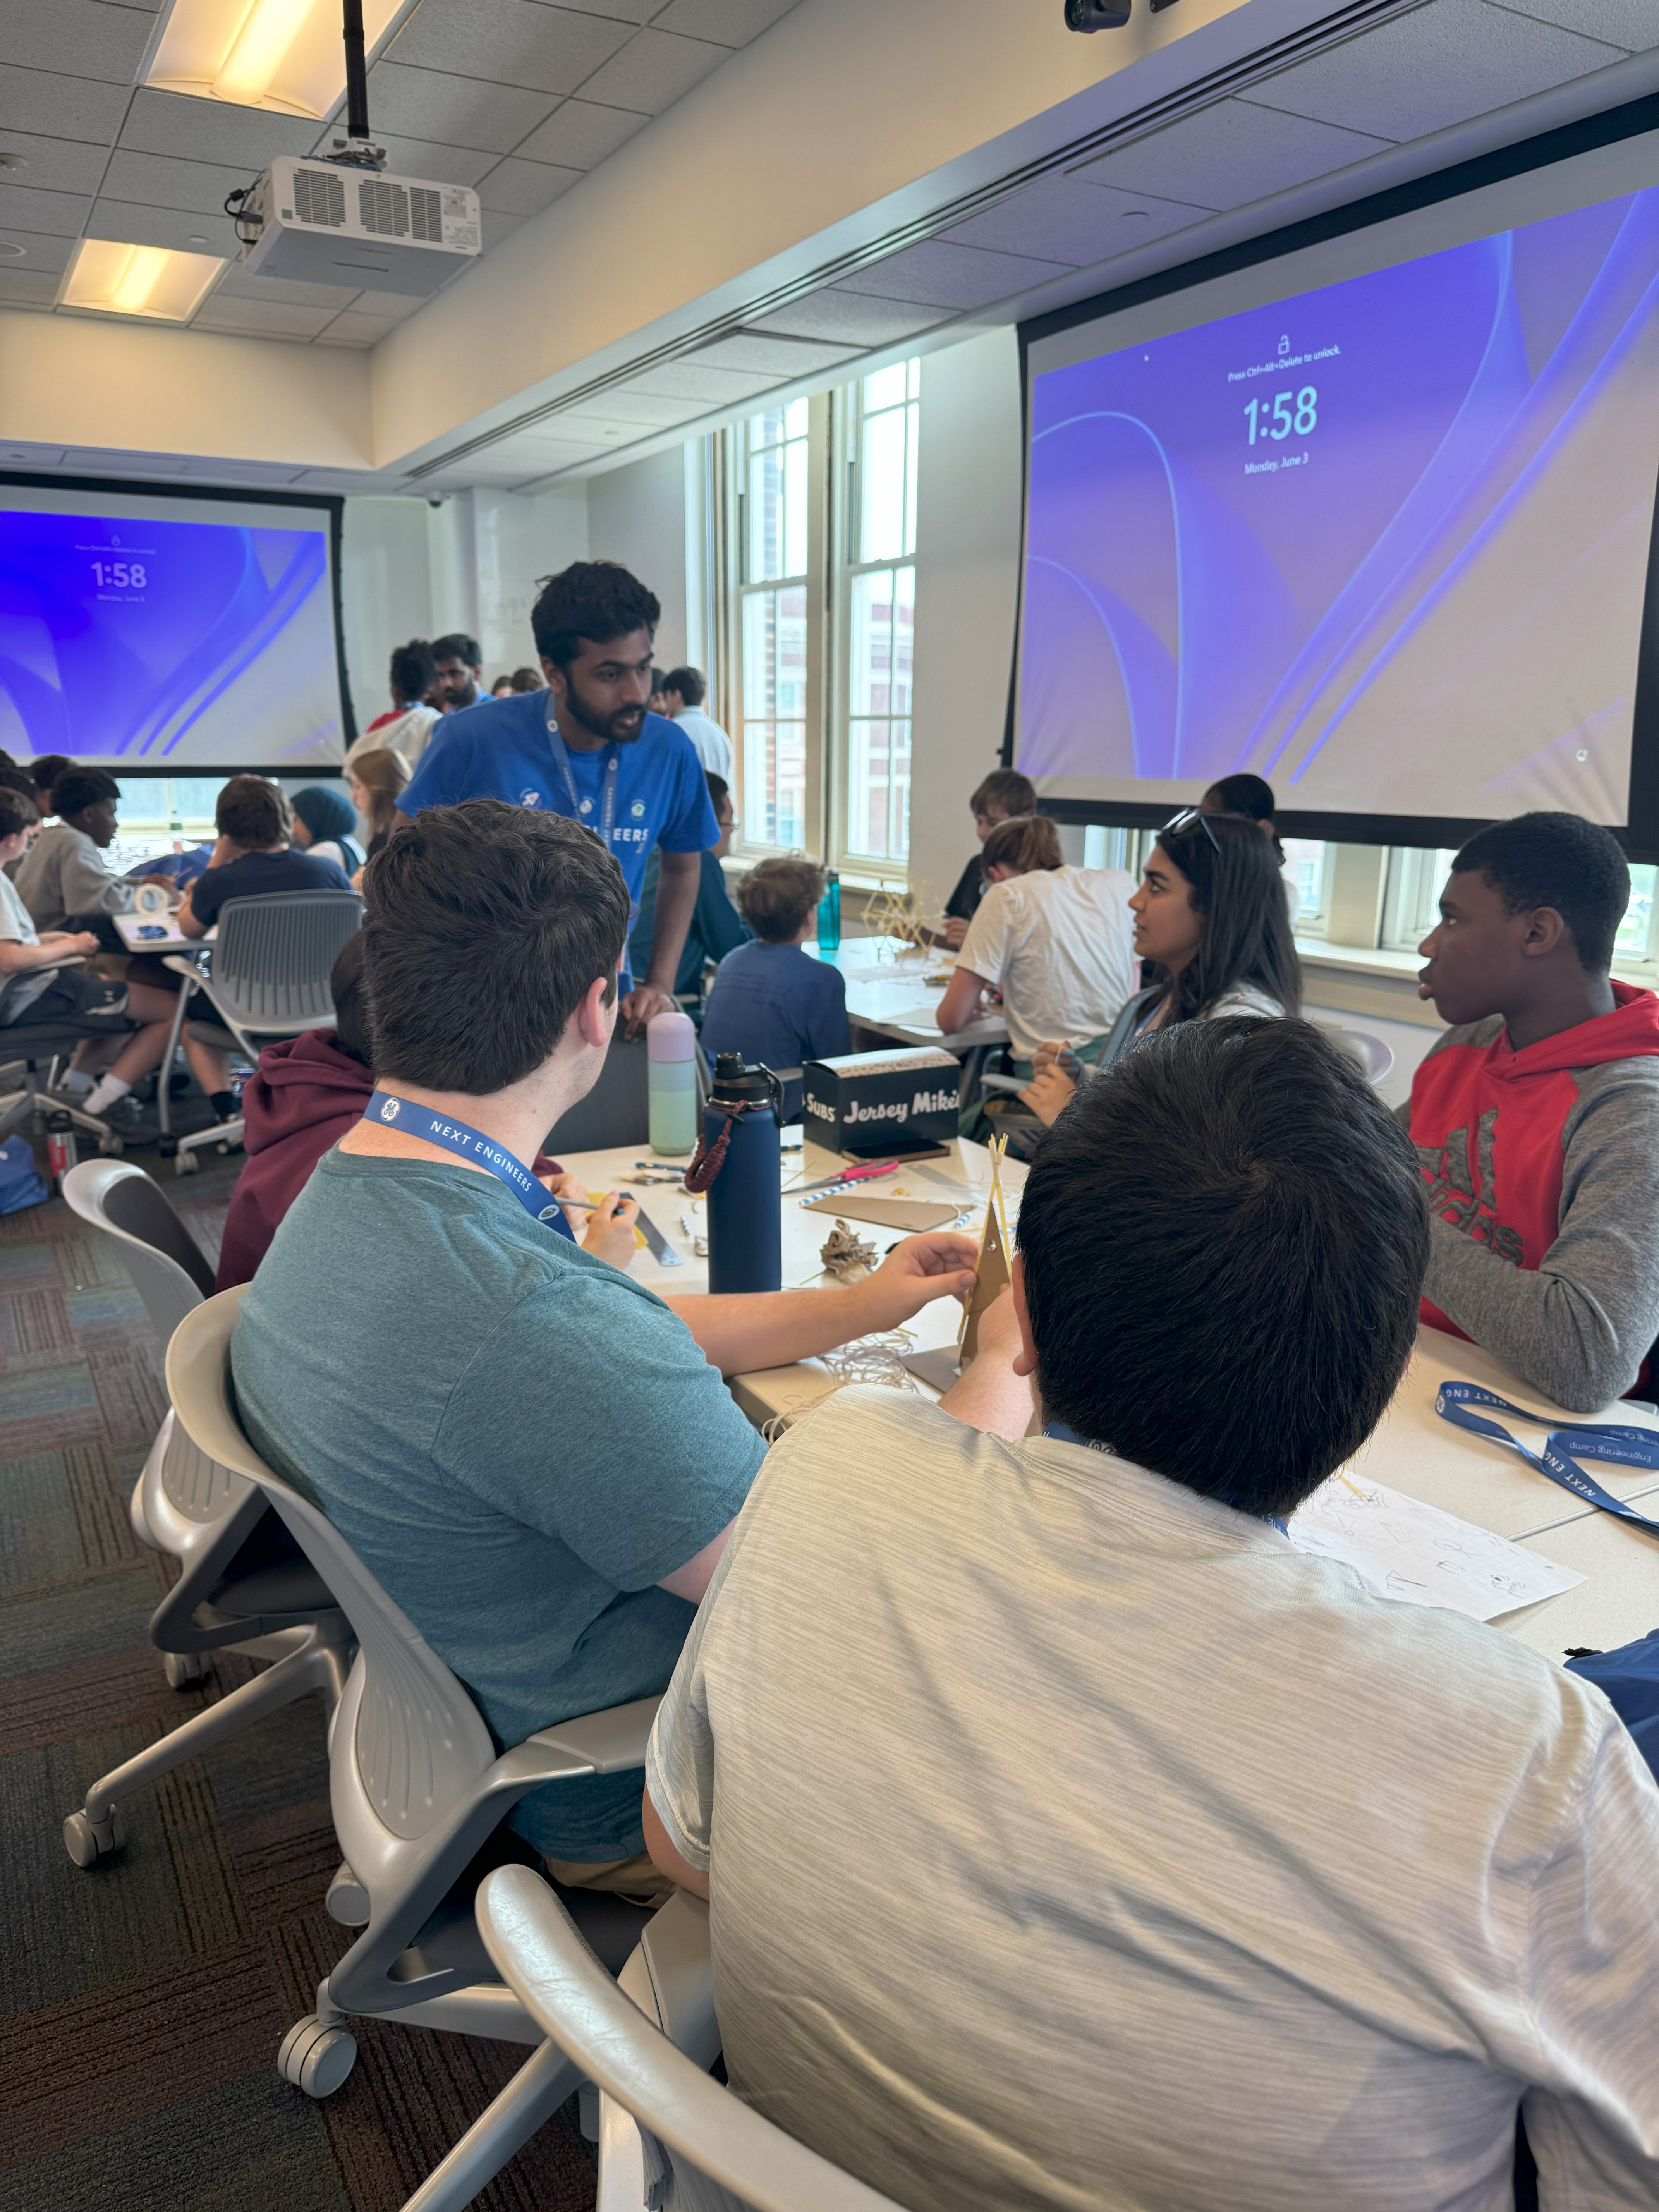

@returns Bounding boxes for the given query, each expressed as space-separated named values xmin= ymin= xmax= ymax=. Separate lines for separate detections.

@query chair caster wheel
xmin=163 ymin=1650 xmax=210 ymax=1688
xmin=64 ymin=1806 xmax=127 ymax=1866
xmin=174 ymin=1152 xmax=200 ymax=1176
xmin=278 ymin=2016 xmax=357 ymax=2097
xmin=96 ymin=1136 xmax=124 ymax=1157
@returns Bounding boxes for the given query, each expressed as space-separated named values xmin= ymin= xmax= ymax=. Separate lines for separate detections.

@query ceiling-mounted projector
xmin=236 ymin=155 xmax=481 ymax=293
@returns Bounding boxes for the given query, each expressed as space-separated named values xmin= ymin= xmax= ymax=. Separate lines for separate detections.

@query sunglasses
xmin=1161 ymin=806 xmax=1222 ymax=854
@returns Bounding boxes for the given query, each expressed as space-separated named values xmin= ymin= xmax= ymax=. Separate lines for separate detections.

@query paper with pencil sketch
xmin=1287 ymin=1475 xmax=1583 ymax=1623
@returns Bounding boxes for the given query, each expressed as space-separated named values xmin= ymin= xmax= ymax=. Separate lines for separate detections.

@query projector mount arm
xmin=223 ymin=0 xmax=383 ymax=239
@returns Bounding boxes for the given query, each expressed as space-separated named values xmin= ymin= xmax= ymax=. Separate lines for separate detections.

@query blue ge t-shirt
xmin=231 ymin=1149 xmax=765 ymax=1862
xmin=699 ymin=941 xmax=852 ymax=1121
xmin=400 ymin=692 xmax=720 ymax=912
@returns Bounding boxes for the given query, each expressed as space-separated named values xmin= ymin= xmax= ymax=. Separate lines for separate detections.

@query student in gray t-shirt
xmin=646 ymin=1016 xmax=1659 ymax=2211
xmin=232 ymin=800 xmax=978 ymax=1884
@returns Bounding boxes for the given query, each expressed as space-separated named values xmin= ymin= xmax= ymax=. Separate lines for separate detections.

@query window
xmin=1281 ymin=838 xmax=1331 ymax=931
xmin=737 ymin=399 xmax=811 ymax=851
xmin=111 ymin=777 xmax=222 ymax=874
xmin=1617 ymin=863 xmax=1657 ymax=965
xmin=839 ymin=361 xmax=919 ymax=868
xmin=1382 ymin=846 xmax=1460 ymax=953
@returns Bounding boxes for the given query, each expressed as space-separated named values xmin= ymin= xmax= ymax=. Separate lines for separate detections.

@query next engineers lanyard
xmin=363 ymin=1090 xmax=574 ymax=1238
xmin=544 ymin=696 xmax=618 ymax=843
xmin=1435 ymin=1380 xmax=1659 ymax=1541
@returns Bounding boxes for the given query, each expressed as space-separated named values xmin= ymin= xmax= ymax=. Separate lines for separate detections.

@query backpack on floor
xmin=0 ymin=1135 xmax=49 ymax=1216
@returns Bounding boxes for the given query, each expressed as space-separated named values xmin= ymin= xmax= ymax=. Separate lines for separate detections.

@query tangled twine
xmin=757 ymin=1331 xmax=919 ymax=1443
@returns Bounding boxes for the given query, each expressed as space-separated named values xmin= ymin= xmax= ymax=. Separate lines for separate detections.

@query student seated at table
xmin=1020 ymin=806 xmax=1299 ymax=1127
xmin=940 ymin=768 xmax=1037 ymax=948
xmin=290 ymin=785 xmax=366 ymax=876
xmin=14 ymin=768 xmax=167 ymax=934
xmin=699 ymin=858 xmax=850 ymax=1119
xmin=628 ymin=771 xmax=749 ymax=1006
xmin=231 ymin=801 xmax=976 ymax=1894
xmin=938 ymin=813 xmax=1135 ymax=1136
xmin=644 ymin=1016 xmax=1659 ymax=2212
xmin=1407 ymin=811 xmax=1659 ymax=1413
xmin=177 ymin=777 xmax=353 ymax=940
xmin=0 ymin=788 xmax=231 ymax=1125
xmin=29 ymin=754 xmax=75 ymax=821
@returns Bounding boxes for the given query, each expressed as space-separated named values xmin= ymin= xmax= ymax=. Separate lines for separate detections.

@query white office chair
xmin=166 ymin=1288 xmax=663 ymax=2212
xmin=58 ymin=1160 xmax=352 ymax=1866
xmin=477 ymin=1865 xmax=908 ymax=2212
xmin=1313 ymin=1022 xmax=1395 ymax=1085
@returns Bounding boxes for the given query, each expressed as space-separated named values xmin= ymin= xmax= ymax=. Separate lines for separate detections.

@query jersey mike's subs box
xmin=801 ymin=1047 xmax=960 ymax=1159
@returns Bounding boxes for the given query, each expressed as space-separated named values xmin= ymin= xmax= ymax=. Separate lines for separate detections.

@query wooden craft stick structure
xmin=958 ymin=1136 xmax=1012 ymax=1364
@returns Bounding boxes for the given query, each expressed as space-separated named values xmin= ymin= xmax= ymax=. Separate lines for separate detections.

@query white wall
xmin=472 ymin=485 xmax=590 ymax=677
xmin=586 ymin=448 xmax=689 ymax=670
xmin=338 ymin=497 xmax=436 ymax=733
xmin=909 ymin=326 xmax=1024 ymax=911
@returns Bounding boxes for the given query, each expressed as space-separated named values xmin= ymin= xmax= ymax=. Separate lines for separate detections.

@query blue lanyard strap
xmin=544 ymin=697 xmax=618 ymax=842
xmin=1435 ymin=1381 xmax=1659 ymax=1540
xmin=363 ymin=1090 xmax=573 ymax=1236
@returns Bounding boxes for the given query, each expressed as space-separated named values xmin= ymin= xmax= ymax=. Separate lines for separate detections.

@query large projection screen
xmin=1016 ymin=124 xmax=1659 ymax=847
xmin=0 ymin=477 xmax=350 ymax=772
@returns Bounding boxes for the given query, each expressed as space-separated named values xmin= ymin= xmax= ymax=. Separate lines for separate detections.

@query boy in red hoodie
xmin=1407 ymin=811 xmax=1659 ymax=1413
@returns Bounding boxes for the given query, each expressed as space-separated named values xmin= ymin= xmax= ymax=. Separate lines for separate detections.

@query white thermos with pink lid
xmin=647 ymin=1008 xmax=699 ymax=1155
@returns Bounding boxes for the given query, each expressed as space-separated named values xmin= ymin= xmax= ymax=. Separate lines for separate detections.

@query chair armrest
xmin=521 ymin=1696 xmax=662 ymax=1774
xmin=162 ymin=954 xmax=205 ymax=980
xmin=622 ymin=1888 xmax=719 ymax=2067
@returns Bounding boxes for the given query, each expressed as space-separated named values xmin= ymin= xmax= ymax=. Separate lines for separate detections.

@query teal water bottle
xmin=816 ymin=868 xmax=841 ymax=954
xmin=647 ymin=1010 xmax=699 ymax=1155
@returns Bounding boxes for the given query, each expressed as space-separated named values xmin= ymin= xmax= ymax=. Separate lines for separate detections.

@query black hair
xmin=1152 ymin=812 xmax=1302 ymax=1023
xmin=1019 ymin=1018 xmax=1428 ymax=1518
xmin=970 ymin=768 xmax=1037 ymax=820
xmin=1204 ymin=772 xmax=1283 ymax=862
xmin=328 ymin=930 xmax=371 ymax=1067
xmin=389 ymin=640 xmax=437 ymax=704
xmin=1452 ymin=812 xmax=1630 ymax=975
xmin=363 ymin=799 xmax=630 ymax=1094
xmin=509 ymin=666 xmax=544 ymax=693
xmin=432 ymin=633 xmax=482 ymax=670
xmin=217 ymin=776 xmax=291 ymax=849
xmin=663 ymin=666 xmax=706 ymax=707
xmin=53 ymin=767 xmax=120 ymax=819
xmin=531 ymin=561 xmax=660 ymax=667
xmin=0 ymin=766 xmax=43 ymax=808
xmin=649 ymin=666 xmax=666 ymax=694
xmin=31 ymin=753 xmax=76 ymax=802
xmin=706 ymin=771 xmax=730 ymax=806
xmin=0 ymin=787 xmax=40 ymax=840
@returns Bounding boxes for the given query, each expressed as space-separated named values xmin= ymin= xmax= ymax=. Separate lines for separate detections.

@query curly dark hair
xmin=531 ymin=561 xmax=660 ymax=667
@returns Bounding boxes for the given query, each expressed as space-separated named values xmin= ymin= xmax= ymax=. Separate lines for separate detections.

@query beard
xmin=563 ymin=676 xmax=646 ymax=745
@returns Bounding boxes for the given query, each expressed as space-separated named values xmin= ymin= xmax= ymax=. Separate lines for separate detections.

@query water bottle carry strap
xmin=684 ymin=1097 xmax=771 ymax=1193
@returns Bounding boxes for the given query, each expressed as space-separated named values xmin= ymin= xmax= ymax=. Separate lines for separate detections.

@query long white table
xmin=807 ymin=937 xmax=1008 ymax=1053
xmin=558 ymin=1132 xmax=1659 ymax=1659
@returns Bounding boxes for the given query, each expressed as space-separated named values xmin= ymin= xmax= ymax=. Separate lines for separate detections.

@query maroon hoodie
xmin=216 ymin=1030 xmax=373 ymax=1290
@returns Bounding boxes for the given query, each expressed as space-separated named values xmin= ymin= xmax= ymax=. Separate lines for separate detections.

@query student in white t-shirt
xmin=1022 ymin=804 xmax=1300 ymax=1126
xmin=644 ymin=1016 xmax=1659 ymax=2212
xmin=937 ymin=812 xmax=1135 ymax=1067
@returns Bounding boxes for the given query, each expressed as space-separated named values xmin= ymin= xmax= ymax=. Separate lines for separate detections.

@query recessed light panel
xmin=61 ymin=240 xmax=225 ymax=321
xmin=146 ymin=0 xmax=407 ymax=119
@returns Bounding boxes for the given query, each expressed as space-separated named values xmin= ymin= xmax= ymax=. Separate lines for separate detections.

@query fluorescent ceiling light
xmin=61 ymin=240 xmax=225 ymax=322
xmin=146 ymin=0 xmax=407 ymax=119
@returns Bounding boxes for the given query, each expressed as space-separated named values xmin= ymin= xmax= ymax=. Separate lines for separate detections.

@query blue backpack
xmin=1566 ymin=1633 xmax=1659 ymax=1778
xmin=0 ymin=1135 xmax=48 ymax=1216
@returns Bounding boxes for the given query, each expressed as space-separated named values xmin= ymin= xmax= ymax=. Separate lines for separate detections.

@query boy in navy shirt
xmin=399 ymin=562 xmax=717 ymax=1036
xmin=700 ymin=859 xmax=851 ymax=1120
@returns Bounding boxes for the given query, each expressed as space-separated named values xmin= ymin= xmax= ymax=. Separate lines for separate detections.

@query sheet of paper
xmin=1287 ymin=1474 xmax=1584 ymax=1623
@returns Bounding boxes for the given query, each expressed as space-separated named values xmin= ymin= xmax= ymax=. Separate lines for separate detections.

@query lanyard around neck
xmin=544 ymin=696 xmax=618 ymax=843
xmin=362 ymin=1089 xmax=574 ymax=1238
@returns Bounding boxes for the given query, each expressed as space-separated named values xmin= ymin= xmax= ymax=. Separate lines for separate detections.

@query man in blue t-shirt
xmin=232 ymin=801 xmax=978 ymax=1889
xmin=399 ymin=562 xmax=718 ymax=1037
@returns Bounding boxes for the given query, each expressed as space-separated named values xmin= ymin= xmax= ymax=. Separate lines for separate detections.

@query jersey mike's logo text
xmin=842 ymin=1086 xmax=957 ymax=1127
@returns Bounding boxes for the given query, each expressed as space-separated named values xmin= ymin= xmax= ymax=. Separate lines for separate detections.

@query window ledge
xmin=1295 ymin=939 xmax=1422 ymax=981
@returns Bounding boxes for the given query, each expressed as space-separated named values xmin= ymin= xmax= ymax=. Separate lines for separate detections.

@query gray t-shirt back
xmin=233 ymin=1148 xmax=765 ymax=1861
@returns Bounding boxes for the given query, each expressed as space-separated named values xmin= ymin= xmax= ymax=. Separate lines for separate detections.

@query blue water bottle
xmin=698 ymin=1053 xmax=783 ymax=1293
xmin=816 ymin=869 xmax=841 ymax=955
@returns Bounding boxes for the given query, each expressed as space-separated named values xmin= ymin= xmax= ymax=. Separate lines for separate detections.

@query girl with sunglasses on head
xmin=1020 ymin=807 xmax=1302 ymax=1127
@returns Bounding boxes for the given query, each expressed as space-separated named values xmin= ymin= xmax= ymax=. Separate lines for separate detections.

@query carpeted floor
xmin=0 ymin=1121 xmax=598 ymax=2212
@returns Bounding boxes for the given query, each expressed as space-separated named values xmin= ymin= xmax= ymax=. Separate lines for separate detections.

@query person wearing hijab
xmin=290 ymin=785 xmax=366 ymax=876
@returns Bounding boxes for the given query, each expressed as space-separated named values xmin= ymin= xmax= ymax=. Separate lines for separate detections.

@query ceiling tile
xmin=3 ymin=0 xmax=155 ymax=84
xmin=839 ymin=238 xmax=1071 ymax=311
xmin=529 ymin=407 xmax=677 ymax=443
xmin=650 ymin=0 xmax=801 ymax=45
xmin=192 ymin=294 xmax=337 ymax=338
xmin=0 ymin=182 xmax=92 ymax=239
xmin=574 ymin=29 xmax=728 ymax=115
xmin=0 ymin=270 xmax=61 ymax=310
xmin=541 ymin=385 xmax=711 ymax=427
xmin=84 ymin=200 xmax=238 ymax=255
xmin=0 ymin=67 xmax=128 ymax=147
xmin=315 ymin=310 xmax=400 ymax=344
xmin=389 ymin=0 xmax=634 ymax=94
xmin=625 ymin=358 xmax=787 ymax=401
xmin=747 ymin=291 xmax=947 ymax=346
xmin=481 ymin=208 xmax=526 ymax=249
xmin=364 ymin=62 xmax=560 ymax=151
xmin=119 ymin=88 xmax=318 ymax=171
xmin=944 ymin=174 xmax=1213 ymax=266
xmin=0 ymin=225 xmax=73 ymax=275
xmin=216 ymin=268 xmax=361 ymax=306
xmin=0 ymin=132 xmax=110 ymax=196
xmin=514 ymin=98 xmax=648 ymax=167
xmin=471 ymin=431 xmax=615 ymax=466
xmin=1242 ymin=0 xmax=1623 ymax=143
xmin=1489 ymin=0 xmax=1653 ymax=42
xmin=694 ymin=330 xmax=855 ymax=373
xmin=478 ymin=156 xmax=582 ymax=215
xmin=101 ymin=148 xmax=256 ymax=218
xmin=1075 ymin=98 xmax=1393 ymax=208
xmin=349 ymin=286 xmax=430 ymax=315
xmin=330 ymin=133 xmax=499 ymax=187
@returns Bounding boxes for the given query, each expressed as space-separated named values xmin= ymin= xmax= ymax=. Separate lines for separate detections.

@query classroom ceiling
xmin=0 ymin=0 xmax=1655 ymax=495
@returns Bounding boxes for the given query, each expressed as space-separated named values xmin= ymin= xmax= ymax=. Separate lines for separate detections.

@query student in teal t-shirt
xmin=231 ymin=800 xmax=978 ymax=1886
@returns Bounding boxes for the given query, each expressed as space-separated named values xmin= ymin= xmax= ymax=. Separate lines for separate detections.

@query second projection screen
xmin=1018 ymin=180 xmax=1659 ymax=823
